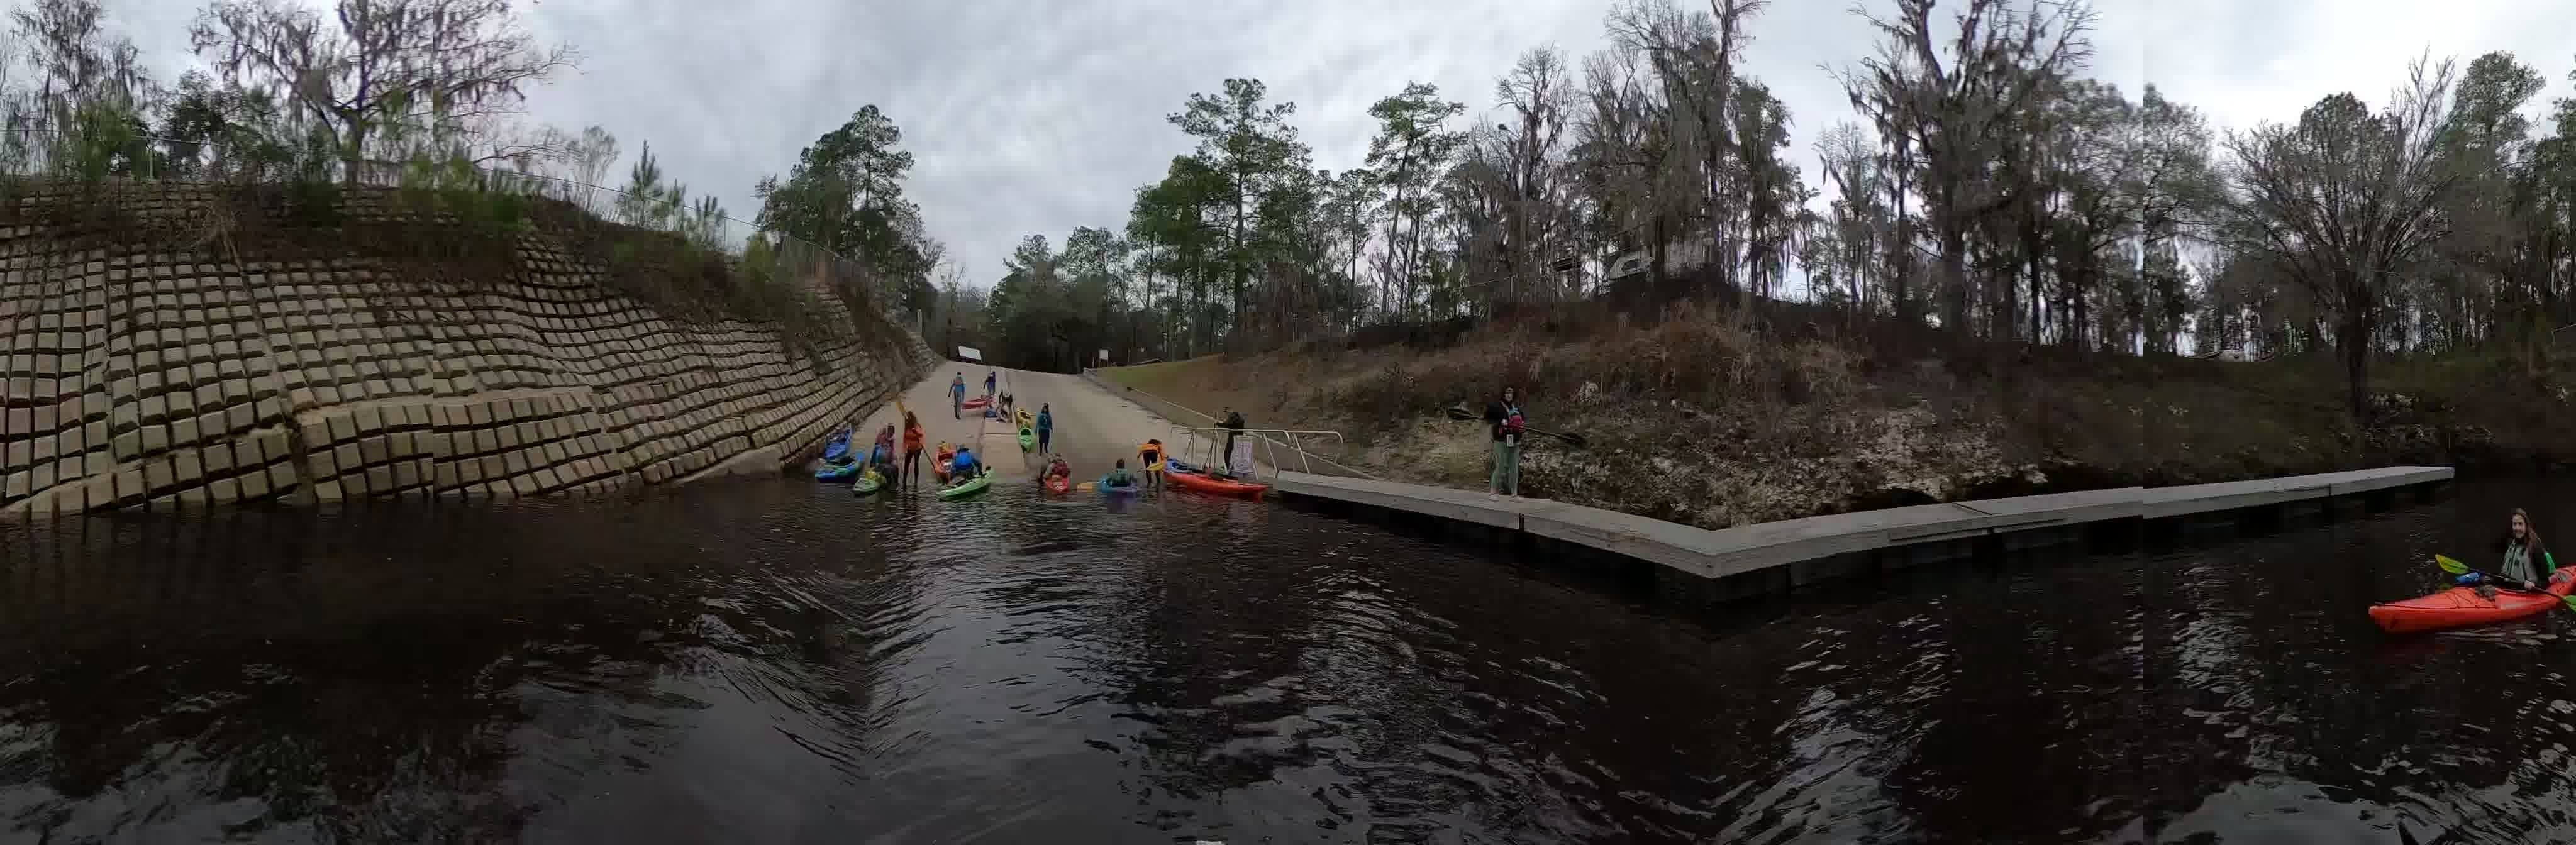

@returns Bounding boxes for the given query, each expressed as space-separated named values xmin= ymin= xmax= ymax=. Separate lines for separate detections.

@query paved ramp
xmin=840 ymin=366 xmax=1197 ymax=490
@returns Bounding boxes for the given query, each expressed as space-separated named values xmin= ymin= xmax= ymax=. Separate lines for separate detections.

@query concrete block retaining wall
xmin=1 ymin=191 xmax=933 ymax=516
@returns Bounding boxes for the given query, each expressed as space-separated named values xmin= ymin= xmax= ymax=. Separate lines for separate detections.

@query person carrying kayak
xmin=1035 ymin=404 xmax=1054 ymax=455
xmin=1484 ymin=386 xmax=1525 ymax=499
xmin=950 ymin=372 xmax=967 ymax=419
xmin=1101 ymin=458 xmax=1137 ymax=489
xmin=1138 ymin=438 xmax=1165 ymax=491
xmin=2462 ymin=508 xmax=2561 ymax=597
xmin=945 ymin=446 xmax=982 ymax=488
xmin=902 ymin=412 xmax=926 ymax=487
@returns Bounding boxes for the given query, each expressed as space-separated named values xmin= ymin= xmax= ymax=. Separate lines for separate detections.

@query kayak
xmin=962 ymin=396 xmax=991 ymax=409
xmin=1167 ymin=467 xmax=1268 ymax=500
xmin=822 ymin=429 xmax=853 ymax=463
xmin=1019 ymin=426 xmax=1037 ymax=452
xmin=852 ymin=469 xmax=886 ymax=495
xmin=938 ymin=467 xmax=996 ymax=500
xmin=2370 ymin=566 xmax=2575 ymax=634
xmin=1043 ymin=473 xmax=1072 ymax=494
xmin=1100 ymin=481 xmax=1139 ymax=497
xmin=814 ymin=461 xmax=862 ymax=482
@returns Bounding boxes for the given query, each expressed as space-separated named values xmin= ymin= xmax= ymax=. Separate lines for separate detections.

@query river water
xmin=2 ymin=477 xmax=2573 ymax=844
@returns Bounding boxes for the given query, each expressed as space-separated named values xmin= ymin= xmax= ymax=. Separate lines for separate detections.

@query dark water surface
xmin=5 ymin=478 xmax=2576 ymax=844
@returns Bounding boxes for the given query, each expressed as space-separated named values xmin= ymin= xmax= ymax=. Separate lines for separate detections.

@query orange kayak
xmin=1167 ymin=468 xmax=1268 ymax=500
xmin=1043 ymin=474 xmax=1072 ymax=494
xmin=2370 ymin=566 xmax=2574 ymax=634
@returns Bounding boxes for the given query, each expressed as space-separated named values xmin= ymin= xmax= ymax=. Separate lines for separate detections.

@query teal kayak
xmin=814 ymin=461 xmax=861 ymax=482
xmin=852 ymin=469 xmax=885 ymax=495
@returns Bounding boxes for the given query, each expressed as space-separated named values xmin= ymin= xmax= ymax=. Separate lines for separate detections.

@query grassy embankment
xmin=1101 ymin=304 xmax=2565 ymax=530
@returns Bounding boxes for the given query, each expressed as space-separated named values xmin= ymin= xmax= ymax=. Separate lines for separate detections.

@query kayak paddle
xmin=2434 ymin=554 xmax=2576 ymax=610
xmin=1443 ymin=406 xmax=1588 ymax=448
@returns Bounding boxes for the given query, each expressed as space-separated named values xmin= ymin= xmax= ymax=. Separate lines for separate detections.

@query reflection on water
xmin=4 ymin=477 xmax=2576 ymax=842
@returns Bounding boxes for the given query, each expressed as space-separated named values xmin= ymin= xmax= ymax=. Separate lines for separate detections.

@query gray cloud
xmin=89 ymin=0 xmax=2576 ymax=290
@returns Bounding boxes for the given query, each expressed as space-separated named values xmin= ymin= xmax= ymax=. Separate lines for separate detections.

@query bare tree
xmin=1840 ymin=0 xmax=2095 ymax=334
xmin=189 ymin=0 xmax=578 ymax=183
xmin=2221 ymin=56 xmax=2462 ymax=417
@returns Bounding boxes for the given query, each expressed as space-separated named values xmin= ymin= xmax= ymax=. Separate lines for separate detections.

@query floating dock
xmin=1271 ymin=467 xmax=2455 ymax=599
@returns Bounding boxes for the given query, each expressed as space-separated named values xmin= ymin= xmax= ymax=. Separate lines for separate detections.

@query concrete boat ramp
xmin=1272 ymin=466 xmax=2455 ymax=601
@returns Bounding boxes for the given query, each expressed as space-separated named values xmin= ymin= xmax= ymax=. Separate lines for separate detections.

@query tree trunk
xmin=2343 ymin=309 xmax=2372 ymax=420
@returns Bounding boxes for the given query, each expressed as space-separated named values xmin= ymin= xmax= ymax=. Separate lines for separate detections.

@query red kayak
xmin=2370 ymin=566 xmax=2574 ymax=634
xmin=1043 ymin=474 xmax=1072 ymax=494
xmin=962 ymin=396 xmax=991 ymax=409
xmin=1167 ymin=468 xmax=1269 ymax=500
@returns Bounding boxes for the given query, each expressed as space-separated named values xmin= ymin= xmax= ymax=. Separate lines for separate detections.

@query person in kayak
xmin=2463 ymin=509 xmax=2560 ymax=595
xmin=1483 ymin=386 xmax=1526 ymax=499
xmin=1138 ymin=439 xmax=1165 ymax=491
xmin=901 ymin=412 xmax=926 ymax=487
xmin=867 ymin=433 xmax=897 ymax=478
xmin=1101 ymin=459 xmax=1137 ymax=489
xmin=1043 ymin=455 xmax=1073 ymax=485
xmin=950 ymin=373 xmax=967 ymax=419
xmin=934 ymin=441 xmax=957 ymax=482
xmin=1035 ymin=403 xmax=1054 ymax=454
xmin=945 ymin=446 xmax=982 ymax=487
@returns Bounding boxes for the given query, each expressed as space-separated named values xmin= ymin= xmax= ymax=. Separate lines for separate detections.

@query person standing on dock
xmin=985 ymin=370 xmax=999 ymax=401
xmin=1219 ymin=408 xmax=1250 ymax=478
xmin=950 ymin=373 xmax=967 ymax=419
xmin=1484 ymin=387 xmax=1524 ymax=499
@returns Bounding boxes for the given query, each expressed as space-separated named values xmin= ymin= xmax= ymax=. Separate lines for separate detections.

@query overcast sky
xmin=109 ymin=0 xmax=2576 ymax=289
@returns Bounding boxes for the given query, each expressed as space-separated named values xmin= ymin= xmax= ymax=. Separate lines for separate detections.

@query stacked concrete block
xmin=423 ymin=391 xmax=623 ymax=500
xmin=1 ymin=185 xmax=937 ymax=517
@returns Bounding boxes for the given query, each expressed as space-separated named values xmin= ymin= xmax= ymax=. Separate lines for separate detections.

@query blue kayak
xmin=822 ymin=429 xmax=854 ymax=464
xmin=814 ymin=461 xmax=862 ymax=482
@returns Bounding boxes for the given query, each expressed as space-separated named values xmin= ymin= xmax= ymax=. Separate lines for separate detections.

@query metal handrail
xmin=1165 ymin=425 xmax=1348 ymax=477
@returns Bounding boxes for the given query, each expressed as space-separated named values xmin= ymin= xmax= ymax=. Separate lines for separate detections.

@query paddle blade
xmin=1445 ymin=406 xmax=1478 ymax=422
xmin=1077 ymin=482 xmax=1097 ymax=491
xmin=2436 ymin=554 xmax=2470 ymax=575
xmin=2560 ymin=593 xmax=2576 ymax=614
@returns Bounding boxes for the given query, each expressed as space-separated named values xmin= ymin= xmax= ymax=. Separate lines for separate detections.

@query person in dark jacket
xmin=2466 ymin=508 xmax=2559 ymax=597
xmin=1219 ymin=408 xmax=1248 ymax=478
xmin=1483 ymin=387 xmax=1524 ymax=498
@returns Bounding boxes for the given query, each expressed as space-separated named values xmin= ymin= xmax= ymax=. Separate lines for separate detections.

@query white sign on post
xmin=956 ymin=346 xmax=982 ymax=362
xmin=1097 ymin=349 xmax=1109 ymax=362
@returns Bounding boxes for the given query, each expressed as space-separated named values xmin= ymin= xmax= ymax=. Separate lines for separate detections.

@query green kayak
xmin=1018 ymin=426 xmax=1036 ymax=452
xmin=851 ymin=469 xmax=885 ymax=496
xmin=937 ymin=467 xmax=995 ymax=500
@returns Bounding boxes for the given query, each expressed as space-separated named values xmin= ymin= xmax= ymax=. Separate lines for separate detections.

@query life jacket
xmin=1138 ymin=442 xmax=1164 ymax=468
xmin=902 ymin=425 xmax=924 ymax=451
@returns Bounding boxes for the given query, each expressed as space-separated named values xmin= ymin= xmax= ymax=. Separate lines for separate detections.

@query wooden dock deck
xmin=1271 ymin=466 xmax=2456 ymax=595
